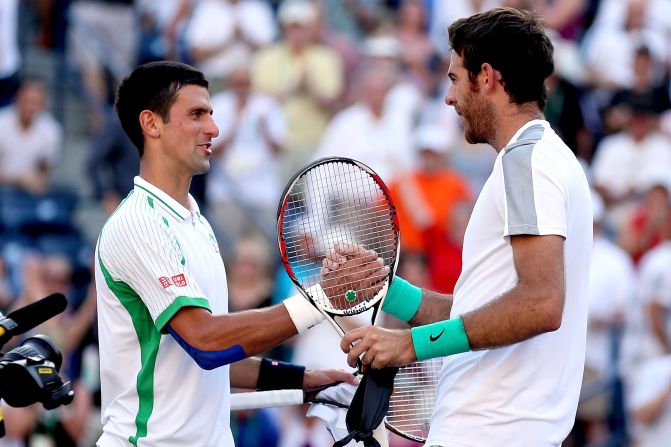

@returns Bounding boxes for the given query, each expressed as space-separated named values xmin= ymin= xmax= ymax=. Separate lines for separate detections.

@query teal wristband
xmin=382 ymin=276 xmax=422 ymax=322
xmin=411 ymin=317 xmax=471 ymax=361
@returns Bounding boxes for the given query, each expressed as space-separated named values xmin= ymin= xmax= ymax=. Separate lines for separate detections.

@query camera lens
xmin=2 ymin=335 xmax=63 ymax=371
xmin=0 ymin=335 xmax=64 ymax=407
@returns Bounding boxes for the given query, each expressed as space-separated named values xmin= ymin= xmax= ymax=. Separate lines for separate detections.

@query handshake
xmin=319 ymin=242 xmax=390 ymax=310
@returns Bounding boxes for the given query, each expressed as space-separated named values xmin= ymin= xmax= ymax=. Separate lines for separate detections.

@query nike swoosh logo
xmin=429 ymin=328 xmax=445 ymax=342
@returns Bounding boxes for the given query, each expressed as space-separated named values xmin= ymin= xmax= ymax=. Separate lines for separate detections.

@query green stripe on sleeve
xmin=155 ymin=296 xmax=211 ymax=333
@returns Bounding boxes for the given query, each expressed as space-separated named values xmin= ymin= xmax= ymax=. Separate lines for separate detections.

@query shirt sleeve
xmin=97 ymin=204 xmax=209 ymax=331
xmin=502 ymin=142 xmax=568 ymax=238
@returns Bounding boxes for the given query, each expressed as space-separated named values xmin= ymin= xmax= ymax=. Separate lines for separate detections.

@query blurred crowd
xmin=1 ymin=0 xmax=671 ymax=446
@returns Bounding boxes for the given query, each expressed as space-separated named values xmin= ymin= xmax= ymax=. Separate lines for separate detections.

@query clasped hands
xmin=320 ymin=242 xmax=417 ymax=369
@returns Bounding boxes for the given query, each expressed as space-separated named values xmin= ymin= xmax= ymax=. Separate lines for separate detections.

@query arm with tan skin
xmin=229 ymin=357 xmax=357 ymax=390
xmin=340 ymin=234 xmax=565 ymax=369
xmin=170 ymin=306 xmax=357 ymax=388
xmin=169 ymin=304 xmax=302 ymax=360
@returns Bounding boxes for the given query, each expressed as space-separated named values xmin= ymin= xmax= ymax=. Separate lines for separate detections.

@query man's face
xmin=444 ymin=51 xmax=496 ymax=145
xmin=17 ymin=82 xmax=46 ymax=125
xmin=160 ymin=85 xmax=219 ymax=176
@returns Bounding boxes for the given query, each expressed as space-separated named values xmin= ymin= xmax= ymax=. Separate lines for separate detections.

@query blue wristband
xmin=382 ymin=276 xmax=422 ymax=322
xmin=411 ymin=317 xmax=471 ymax=361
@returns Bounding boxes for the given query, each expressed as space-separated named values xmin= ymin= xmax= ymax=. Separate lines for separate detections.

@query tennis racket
xmin=230 ymin=359 xmax=442 ymax=442
xmin=277 ymin=156 xmax=400 ymax=340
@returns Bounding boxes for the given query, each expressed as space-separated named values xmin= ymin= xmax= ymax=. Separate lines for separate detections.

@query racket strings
xmin=387 ymin=358 xmax=442 ymax=440
xmin=280 ymin=161 xmax=398 ymax=313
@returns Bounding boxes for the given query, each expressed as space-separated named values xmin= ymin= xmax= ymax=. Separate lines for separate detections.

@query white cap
xmin=413 ymin=124 xmax=450 ymax=153
xmin=278 ymin=0 xmax=317 ymax=25
xmin=363 ymin=35 xmax=402 ymax=58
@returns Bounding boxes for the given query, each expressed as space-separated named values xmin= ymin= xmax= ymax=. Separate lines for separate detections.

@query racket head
xmin=385 ymin=358 xmax=442 ymax=442
xmin=277 ymin=157 xmax=400 ymax=316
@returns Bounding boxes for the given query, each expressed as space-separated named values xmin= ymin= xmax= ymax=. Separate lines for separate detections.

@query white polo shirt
xmin=426 ymin=120 xmax=592 ymax=447
xmin=95 ymin=177 xmax=233 ymax=446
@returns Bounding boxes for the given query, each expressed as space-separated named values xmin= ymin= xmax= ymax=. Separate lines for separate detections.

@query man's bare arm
xmin=463 ymin=234 xmax=565 ymax=349
xmin=340 ymin=234 xmax=565 ymax=369
xmin=408 ymin=290 xmax=453 ymax=326
xmin=169 ymin=304 xmax=300 ymax=358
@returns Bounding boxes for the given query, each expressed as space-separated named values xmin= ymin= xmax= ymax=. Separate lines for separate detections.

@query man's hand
xmin=303 ymin=368 xmax=358 ymax=390
xmin=320 ymin=242 xmax=389 ymax=308
xmin=341 ymin=326 xmax=417 ymax=369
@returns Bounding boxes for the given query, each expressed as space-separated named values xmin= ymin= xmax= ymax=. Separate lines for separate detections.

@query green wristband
xmin=411 ymin=317 xmax=471 ymax=361
xmin=382 ymin=276 xmax=422 ymax=322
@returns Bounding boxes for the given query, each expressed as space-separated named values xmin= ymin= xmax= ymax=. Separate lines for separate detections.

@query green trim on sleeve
xmin=381 ymin=276 xmax=422 ymax=322
xmin=411 ymin=317 xmax=471 ymax=361
xmin=155 ymin=296 xmax=211 ymax=333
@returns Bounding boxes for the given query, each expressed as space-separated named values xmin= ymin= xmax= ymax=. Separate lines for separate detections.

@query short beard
xmin=462 ymin=81 xmax=496 ymax=146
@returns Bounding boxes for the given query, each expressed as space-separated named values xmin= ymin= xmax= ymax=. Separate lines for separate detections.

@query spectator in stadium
xmin=0 ymin=78 xmax=62 ymax=195
xmin=136 ymin=0 xmax=193 ymax=63
xmin=389 ymin=124 xmax=472 ymax=292
xmin=251 ymin=0 xmax=344 ymax=177
xmin=361 ymin=34 xmax=425 ymax=129
xmin=591 ymin=97 xmax=671 ymax=228
xmin=207 ymin=64 xmax=286 ymax=248
xmin=575 ymin=191 xmax=636 ymax=444
xmin=67 ymin=0 xmax=138 ymax=129
xmin=582 ymin=0 xmax=667 ymax=92
xmin=627 ymin=354 xmax=671 ymax=446
xmin=313 ymin=65 xmax=413 ymax=182
xmin=393 ymin=0 xmax=440 ymax=96
xmin=619 ymin=179 xmax=671 ymax=264
xmin=184 ymin=0 xmax=277 ymax=81
xmin=604 ymin=45 xmax=671 ymax=134
xmin=86 ymin=111 xmax=140 ymax=215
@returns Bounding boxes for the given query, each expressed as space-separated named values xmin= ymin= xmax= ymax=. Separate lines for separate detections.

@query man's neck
xmin=139 ymin=162 xmax=192 ymax=209
xmin=491 ymin=105 xmax=544 ymax=152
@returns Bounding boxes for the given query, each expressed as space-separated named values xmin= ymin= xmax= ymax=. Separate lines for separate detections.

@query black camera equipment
xmin=0 ymin=293 xmax=75 ymax=436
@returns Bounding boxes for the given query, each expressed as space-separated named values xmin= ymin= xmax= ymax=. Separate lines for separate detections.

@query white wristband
xmin=283 ymin=293 xmax=325 ymax=334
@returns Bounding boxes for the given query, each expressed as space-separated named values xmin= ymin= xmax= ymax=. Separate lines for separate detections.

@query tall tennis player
xmin=333 ymin=8 xmax=592 ymax=447
xmin=94 ymin=61 xmax=372 ymax=447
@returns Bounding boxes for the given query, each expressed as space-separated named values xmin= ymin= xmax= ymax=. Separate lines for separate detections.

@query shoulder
xmin=98 ymin=191 xmax=168 ymax=254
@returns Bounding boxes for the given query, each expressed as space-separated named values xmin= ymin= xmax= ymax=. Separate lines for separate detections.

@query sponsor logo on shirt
xmin=171 ymin=273 xmax=188 ymax=287
xmin=159 ymin=276 xmax=173 ymax=288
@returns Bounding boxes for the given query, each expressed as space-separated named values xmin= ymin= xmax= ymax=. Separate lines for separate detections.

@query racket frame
xmin=276 ymin=157 xmax=401 ymax=335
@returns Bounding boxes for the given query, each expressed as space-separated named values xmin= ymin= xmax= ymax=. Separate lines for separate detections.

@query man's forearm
xmin=461 ymin=282 xmax=563 ymax=350
xmin=230 ymin=357 xmax=261 ymax=389
xmin=408 ymin=290 xmax=453 ymax=326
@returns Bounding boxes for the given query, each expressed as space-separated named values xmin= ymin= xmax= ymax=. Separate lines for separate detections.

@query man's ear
xmin=139 ymin=110 xmax=160 ymax=139
xmin=480 ymin=63 xmax=500 ymax=94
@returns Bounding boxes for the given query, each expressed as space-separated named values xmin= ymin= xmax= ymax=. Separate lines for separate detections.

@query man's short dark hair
xmin=115 ymin=61 xmax=209 ymax=155
xmin=448 ymin=7 xmax=554 ymax=110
